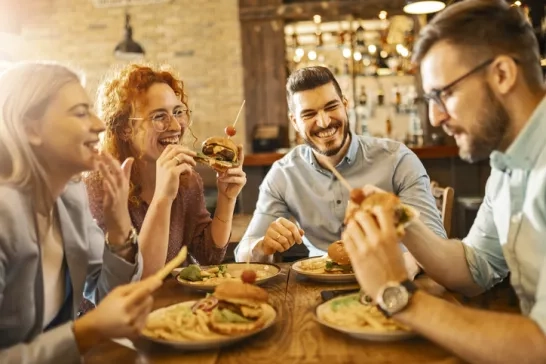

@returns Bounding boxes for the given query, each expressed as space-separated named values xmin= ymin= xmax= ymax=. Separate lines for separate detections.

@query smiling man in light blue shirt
xmin=235 ymin=66 xmax=446 ymax=269
xmin=341 ymin=1 xmax=546 ymax=363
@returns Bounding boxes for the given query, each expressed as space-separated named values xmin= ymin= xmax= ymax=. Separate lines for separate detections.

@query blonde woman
xmin=0 ymin=62 xmax=161 ymax=363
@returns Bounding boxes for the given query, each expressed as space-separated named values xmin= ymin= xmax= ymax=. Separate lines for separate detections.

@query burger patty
xmin=203 ymin=144 xmax=236 ymax=161
xmin=217 ymin=301 xmax=262 ymax=319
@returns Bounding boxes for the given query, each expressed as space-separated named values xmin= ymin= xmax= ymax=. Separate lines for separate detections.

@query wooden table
xmin=83 ymin=265 xmax=472 ymax=363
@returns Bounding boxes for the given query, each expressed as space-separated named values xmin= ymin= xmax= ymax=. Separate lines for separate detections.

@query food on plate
xmin=209 ymin=281 xmax=270 ymax=334
xmin=317 ymin=293 xmax=409 ymax=332
xmin=296 ymin=240 xmax=354 ymax=275
xmin=141 ymin=281 xmax=275 ymax=342
xmin=344 ymin=192 xmax=417 ymax=236
xmin=324 ymin=240 xmax=353 ymax=273
xmin=194 ymin=136 xmax=239 ymax=172
xmin=178 ymin=264 xmax=232 ymax=282
xmin=177 ymin=263 xmax=274 ymax=286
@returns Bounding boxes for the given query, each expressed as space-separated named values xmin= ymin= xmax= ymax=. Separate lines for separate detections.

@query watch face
xmin=382 ymin=286 xmax=409 ymax=312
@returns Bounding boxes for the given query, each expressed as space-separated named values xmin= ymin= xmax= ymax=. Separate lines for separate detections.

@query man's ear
xmin=342 ymin=96 xmax=349 ymax=109
xmin=24 ymin=120 xmax=43 ymax=147
xmin=289 ymin=113 xmax=300 ymax=134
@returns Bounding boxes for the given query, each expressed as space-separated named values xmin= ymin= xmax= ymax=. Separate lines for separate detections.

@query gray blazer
xmin=0 ymin=181 xmax=143 ymax=364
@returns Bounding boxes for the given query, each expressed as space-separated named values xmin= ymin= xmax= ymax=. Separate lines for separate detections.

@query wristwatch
xmin=375 ymin=280 xmax=417 ymax=317
xmin=105 ymin=226 xmax=138 ymax=253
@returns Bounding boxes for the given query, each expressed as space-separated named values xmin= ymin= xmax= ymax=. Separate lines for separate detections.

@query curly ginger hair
xmin=91 ymin=64 xmax=189 ymax=204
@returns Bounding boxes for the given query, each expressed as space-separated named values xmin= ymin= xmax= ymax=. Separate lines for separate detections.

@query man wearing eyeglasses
xmin=342 ymin=1 xmax=546 ymax=362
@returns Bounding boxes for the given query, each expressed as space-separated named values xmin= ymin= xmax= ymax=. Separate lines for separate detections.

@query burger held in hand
xmin=344 ymin=192 xmax=418 ymax=237
xmin=195 ymin=136 xmax=239 ymax=172
xmin=208 ymin=281 xmax=272 ymax=335
xmin=325 ymin=240 xmax=353 ymax=274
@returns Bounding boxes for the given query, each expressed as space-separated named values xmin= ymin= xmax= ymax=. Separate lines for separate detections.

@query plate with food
xmin=175 ymin=263 xmax=281 ymax=292
xmin=141 ymin=281 xmax=277 ymax=350
xmin=315 ymin=293 xmax=416 ymax=342
xmin=291 ymin=241 xmax=357 ymax=283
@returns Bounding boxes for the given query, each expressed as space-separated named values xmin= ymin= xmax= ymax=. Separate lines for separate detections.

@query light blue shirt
xmin=462 ymin=96 xmax=546 ymax=335
xmin=235 ymin=133 xmax=446 ymax=260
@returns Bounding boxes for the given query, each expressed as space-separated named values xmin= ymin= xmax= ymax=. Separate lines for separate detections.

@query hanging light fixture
xmin=403 ymin=1 xmax=446 ymax=15
xmin=114 ymin=12 xmax=145 ymax=60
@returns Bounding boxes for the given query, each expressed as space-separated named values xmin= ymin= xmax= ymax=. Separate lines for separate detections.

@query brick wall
xmin=1 ymin=0 xmax=246 ymax=148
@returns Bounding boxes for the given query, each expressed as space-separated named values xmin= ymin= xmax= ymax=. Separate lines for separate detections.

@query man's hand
xmin=258 ymin=217 xmax=305 ymax=255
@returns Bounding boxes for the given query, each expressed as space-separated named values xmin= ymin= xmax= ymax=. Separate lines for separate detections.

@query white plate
xmin=291 ymin=257 xmax=357 ymax=283
xmin=315 ymin=294 xmax=416 ymax=342
xmin=175 ymin=263 xmax=281 ymax=292
xmin=141 ymin=301 xmax=277 ymax=350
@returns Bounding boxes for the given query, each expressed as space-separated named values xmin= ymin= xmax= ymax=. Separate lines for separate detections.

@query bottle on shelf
xmin=358 ymin=85 xmax=367 ymax=106
xmin=377 ymin=83 xmax=385 ymax=106
xmin=385 ymin=114 xmax=392 ymax=139
xmin=407 ymin=110 xmax=424 ymax=147
xmin=393 ymin=83 xmax=401 ymax=110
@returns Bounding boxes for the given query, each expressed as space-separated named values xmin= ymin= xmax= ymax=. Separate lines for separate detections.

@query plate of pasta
xmin=315 ymin=293 xmax=416 ymax=342
xmin=175 ymin=263 xmax=281 ymax=292
xmin=141 ymin=281 xmax=277 ymax=350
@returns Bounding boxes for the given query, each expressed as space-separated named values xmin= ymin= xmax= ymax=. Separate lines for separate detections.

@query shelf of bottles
xmin=285 ymin=13 xmax=425 ymax=147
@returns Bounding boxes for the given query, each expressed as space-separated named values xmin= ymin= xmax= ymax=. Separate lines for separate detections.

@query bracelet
xmin=214 ymin=215 xmax=230 ymax=223
xmin=105 ymin=226 xmax=138 ymax=253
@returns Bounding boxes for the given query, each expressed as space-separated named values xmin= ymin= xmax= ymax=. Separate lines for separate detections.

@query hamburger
xmin=194 ymin=136 xmax=239 ymax=172
xmin=325 ymin=240 xmax=353 ymax=274
xmin=344 ymin=192 xmax=417 ymax=236
xmin=208 ymin=281 xmax=269 ymax=335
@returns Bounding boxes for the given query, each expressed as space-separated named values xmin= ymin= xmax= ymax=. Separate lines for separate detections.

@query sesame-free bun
xmin=214 ymin=281 xmax=269 ymax=304
xmin=327 ymin=240 xmax=351 ymax=265
xmin=203 ymin=136 xmax=238 ymax=153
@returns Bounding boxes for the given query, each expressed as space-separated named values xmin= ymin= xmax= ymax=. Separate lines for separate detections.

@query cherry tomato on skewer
xmin=225 ymin=126 xmax=236 ymax=137
xmin=241 ymin=270 xmax=257 ymax=284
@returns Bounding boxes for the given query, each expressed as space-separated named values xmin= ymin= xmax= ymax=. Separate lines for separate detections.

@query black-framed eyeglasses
xmin=129 ymin=107 xmax=192 ymax=132
xmin=422 ymin=58 xmax=495 ymax=114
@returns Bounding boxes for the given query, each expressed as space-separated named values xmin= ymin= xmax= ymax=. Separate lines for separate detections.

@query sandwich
xmin=344 ymin=192 xmax=417 ymax=236
xmin=208 ymin=281 xmax=269 ymax=335
xmin=194 ymin=136 xmax=239 ymax=172
xmin=325 ymin=240 xmax=353 ymax=274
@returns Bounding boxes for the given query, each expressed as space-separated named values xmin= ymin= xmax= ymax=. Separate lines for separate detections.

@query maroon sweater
xmin=83 ymin=171 xmax=227 ymax=267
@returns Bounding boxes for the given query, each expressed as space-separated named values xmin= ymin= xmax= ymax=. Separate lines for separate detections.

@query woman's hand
xmin=98 ymin=152 xmax=134 ymax=245
xmin=154 ymin=145 xmax=196 ymax=202
xmin=216 ymin=145 xmax=246 ymax=200
xmin=73 ymin=276 xmax=162 ymax=353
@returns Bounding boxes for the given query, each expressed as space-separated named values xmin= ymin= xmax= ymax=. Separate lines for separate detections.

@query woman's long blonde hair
xmin=0 ymin=61 xmax=82 ymax=213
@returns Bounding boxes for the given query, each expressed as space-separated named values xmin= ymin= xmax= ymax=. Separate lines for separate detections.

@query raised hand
xmin=216 ymin=145 xmax=247 ymax=200
xmin=154 ymin=144 xmax=196 ymax=202
xmin=342 ymin=205 xmax=408 ymax=301
xmin=97 ymin=152 xmax=134 ymax=244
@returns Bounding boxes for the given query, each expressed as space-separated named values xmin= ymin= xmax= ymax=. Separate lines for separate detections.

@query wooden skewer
xmin=232 ymin=100 xmax=245 ymax=128
xmin=321 ymin=158 xmax=365 ymax=204
xmin=154 ymin=246 xmax=188 ymax=281
xmin=320 ymin=158 xmax=352 ymax=191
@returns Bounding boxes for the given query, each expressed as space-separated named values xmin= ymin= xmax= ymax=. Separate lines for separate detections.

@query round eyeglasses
xmin=129 ymin=108 xmax=192 ymax=132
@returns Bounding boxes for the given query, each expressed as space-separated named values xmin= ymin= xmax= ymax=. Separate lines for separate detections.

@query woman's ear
xmin=24 ymin=120 xmax=43 ymax=147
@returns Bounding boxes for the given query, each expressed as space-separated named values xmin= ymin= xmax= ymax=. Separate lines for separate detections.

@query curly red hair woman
xmin=84 ymin=64 xmax=246 ymax=278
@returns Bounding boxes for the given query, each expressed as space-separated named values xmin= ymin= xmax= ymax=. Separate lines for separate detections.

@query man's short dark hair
xmin=286 ymin=66 xmax=343 ymax=112
xmin=412 ymin=0 xmax=543 ymax=89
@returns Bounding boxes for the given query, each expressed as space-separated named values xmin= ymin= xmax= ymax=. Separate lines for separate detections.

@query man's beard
xmin=459 ymin=84 xmax=510 ymax=163
xmin=300 ymin=118 xmax=350 ymax=157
